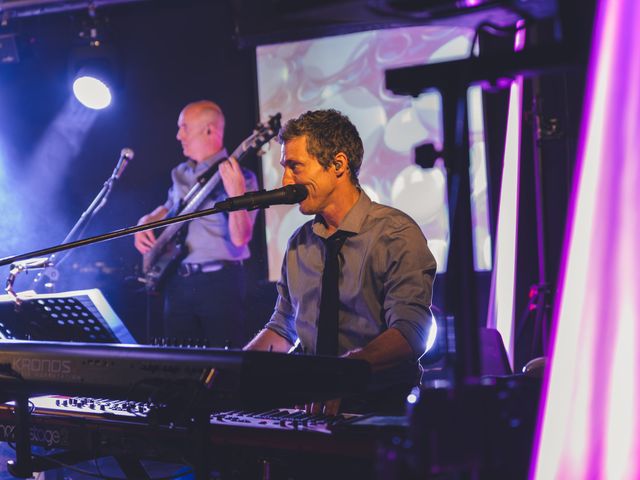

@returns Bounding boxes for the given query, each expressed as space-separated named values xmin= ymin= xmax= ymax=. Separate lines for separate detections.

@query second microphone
xmin=215 ymin=184 xmax=308 ymax=212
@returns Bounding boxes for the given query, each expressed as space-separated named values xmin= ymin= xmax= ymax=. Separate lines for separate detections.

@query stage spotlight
xmin=69 ymin=10 xmax=119 ymax=110
xmin=72 ymin=65 xmax=113 ymax=110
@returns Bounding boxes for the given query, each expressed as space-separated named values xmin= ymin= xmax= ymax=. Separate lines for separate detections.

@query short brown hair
xmin=278 ymin=109 xmax=363 ymax=185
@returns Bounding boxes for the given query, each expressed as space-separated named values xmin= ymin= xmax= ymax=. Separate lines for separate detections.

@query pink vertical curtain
xmin=532 ymin=0 xmax=640 ymax=478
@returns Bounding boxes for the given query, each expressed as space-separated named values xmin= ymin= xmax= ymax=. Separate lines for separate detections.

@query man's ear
xmin=333 ymin=152 xmax=348 ymax=177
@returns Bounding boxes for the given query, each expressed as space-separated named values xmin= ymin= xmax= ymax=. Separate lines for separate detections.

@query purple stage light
xmin=532 ymin=0 xmax=640 ymax=477
xmin=486 ymin=20 xmax=526 ymax=369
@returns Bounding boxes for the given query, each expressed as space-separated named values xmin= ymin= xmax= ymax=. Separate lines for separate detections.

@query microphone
xmin=112 ymin=147 xmax=135 ymax=180
xmin=216 ymin=184 xmax=308 ymax=211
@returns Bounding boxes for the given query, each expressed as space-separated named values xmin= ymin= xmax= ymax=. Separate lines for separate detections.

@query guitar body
xmin=141 ymin=113 xmax=282 ymax=294
xmin=142 ymin=226 xmax=187 ymax=294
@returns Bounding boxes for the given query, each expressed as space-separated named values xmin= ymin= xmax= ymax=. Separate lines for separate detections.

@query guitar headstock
xmin=262 ymin=112 xmax=282 ymax=140
xmin=234 ymin=113 xmax=282 ymax=160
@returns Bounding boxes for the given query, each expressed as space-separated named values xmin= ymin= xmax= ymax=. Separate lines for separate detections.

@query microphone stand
xmin=2 ymin=203 xmax=231 ymax=304
xmin=29 ymin=168 xmax=122 ymax=293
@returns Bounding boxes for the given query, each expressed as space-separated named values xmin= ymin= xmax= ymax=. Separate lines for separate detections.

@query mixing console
xmin=210 ymin=408 xmax=360 ymax=433
xmin=22 ymin=395 xmax=361 ymax=433
xmin=0 ymin=394 xmax=401 ymax=479
xmin=28 ymin=395 xmax=156 ymax=419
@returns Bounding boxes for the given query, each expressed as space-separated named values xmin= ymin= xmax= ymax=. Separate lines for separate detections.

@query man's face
xmin=176 ymin=106 xmax=217 ymax=162
xmin=280 ymin=136 xmax=336 ymax=216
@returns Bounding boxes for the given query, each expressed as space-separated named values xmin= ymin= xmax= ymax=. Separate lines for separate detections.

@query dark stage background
xmin=0 ymin=0 xmax=274 ymax=342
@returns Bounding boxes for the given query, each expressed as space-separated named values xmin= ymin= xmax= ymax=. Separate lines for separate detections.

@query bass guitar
xmin=142 ymin=113 xmax=282 ymax=293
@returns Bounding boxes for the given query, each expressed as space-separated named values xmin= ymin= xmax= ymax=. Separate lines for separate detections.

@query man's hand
xmin=219 ymin=156 xmax=246 ymax=197
xmin=134 ymin=216 xmax=156 ymax=254
xmin=301 ymin=349 xmax=365 ymax=416
xmin=305 ymin=398 xmax=342 ymax=417
xmin=298 ymin=332 xmax=416 ymax=415
xmin=133 ymin=206 xmax=168 ymax=254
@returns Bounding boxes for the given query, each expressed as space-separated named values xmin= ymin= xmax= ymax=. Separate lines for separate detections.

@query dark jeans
xmin=163 ymin=264 xmax=247 ymax=348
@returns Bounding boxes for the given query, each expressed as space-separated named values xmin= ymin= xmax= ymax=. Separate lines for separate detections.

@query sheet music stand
xmin=0 ymin=288 xmax=135 ymax=344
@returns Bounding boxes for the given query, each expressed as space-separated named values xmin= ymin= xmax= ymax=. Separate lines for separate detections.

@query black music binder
xmin=0 ymin=288 xmax=135 ymax=344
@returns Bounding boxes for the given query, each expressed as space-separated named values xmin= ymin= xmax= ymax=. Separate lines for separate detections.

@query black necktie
xmin=316 ymin=232 xmax=347 ymax=356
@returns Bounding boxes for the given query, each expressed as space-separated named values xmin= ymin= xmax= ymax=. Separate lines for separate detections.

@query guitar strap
xmin=166 ymin=158 xmax=226 ymax=244
xmin=177 ymin=159 xmax=224 ymax=215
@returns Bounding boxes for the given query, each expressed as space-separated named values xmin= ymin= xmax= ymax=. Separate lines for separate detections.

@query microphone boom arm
xmin=0 ymin=185 xmax=307 ymax=269
xmin=1 ymin=204 xmax=226 ymax=269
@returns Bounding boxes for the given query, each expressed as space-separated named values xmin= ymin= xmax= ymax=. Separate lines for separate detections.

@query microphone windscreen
xmin=284 ymin=184 xmax=308 ymax=203
xmin=120 ymin=148 xmax=135 ymax=160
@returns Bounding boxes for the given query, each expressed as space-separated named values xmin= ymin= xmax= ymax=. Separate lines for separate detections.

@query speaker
xmin=0 ymin=289 xmax=135 ymax=344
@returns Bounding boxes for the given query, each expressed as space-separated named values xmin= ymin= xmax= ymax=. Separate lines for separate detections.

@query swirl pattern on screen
xmin=257 ymin=26 xmax=492 ymax=281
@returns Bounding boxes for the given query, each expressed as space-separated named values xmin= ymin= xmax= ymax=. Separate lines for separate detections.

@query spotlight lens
xmin=73 ymin=76 xmax=112 ymax=110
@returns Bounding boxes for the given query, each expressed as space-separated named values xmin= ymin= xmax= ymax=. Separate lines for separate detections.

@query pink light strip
xmin=461 ymin=0 xmax=484 ymax=7
xmin=486 ymin=20 xmax=526 ymax=369
xmin=532 ymin=0 xmax=640 ymax=477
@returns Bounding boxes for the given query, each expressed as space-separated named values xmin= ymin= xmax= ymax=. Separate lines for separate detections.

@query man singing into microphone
xmin=134 ymin=100 xmax=258 ymax=347
xmin=245 ymin=109 xmax=436 ymax=415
